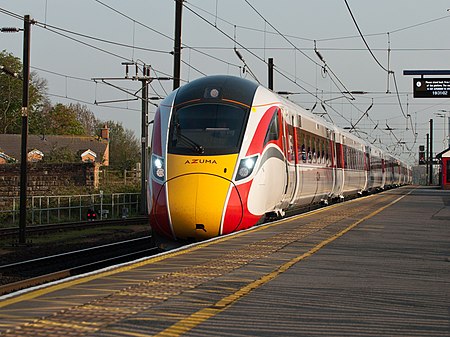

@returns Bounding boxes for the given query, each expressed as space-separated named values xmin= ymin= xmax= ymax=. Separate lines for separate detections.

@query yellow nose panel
xmin=167 ymin=154 xmax=238 ymax=241
xmin=168 ymin=174 xmax=230 ymax=240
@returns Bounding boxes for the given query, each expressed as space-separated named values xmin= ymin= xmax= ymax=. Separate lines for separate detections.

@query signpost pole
xmin=429 ymin=119 xmax=433 ymax=185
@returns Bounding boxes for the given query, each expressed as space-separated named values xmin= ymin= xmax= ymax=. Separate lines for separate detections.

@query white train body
xmin=149 ymin=75 xmax=411 ymax=242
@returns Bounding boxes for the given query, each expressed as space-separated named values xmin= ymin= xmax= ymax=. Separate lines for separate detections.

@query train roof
xmin=173 ymin=75 xmax=259 ymax=108
xmin=163 ymin=75 xmax=408 ymax=166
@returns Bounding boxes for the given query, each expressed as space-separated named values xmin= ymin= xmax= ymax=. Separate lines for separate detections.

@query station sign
xmin=413 ymin=78 xmax=450 ymax=98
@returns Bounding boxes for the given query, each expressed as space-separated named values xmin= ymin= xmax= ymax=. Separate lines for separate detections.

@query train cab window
xmin=264 ymin=110 xmax=280 ymax=145
xmin=168 ymin=103 xmax=249 ymax=155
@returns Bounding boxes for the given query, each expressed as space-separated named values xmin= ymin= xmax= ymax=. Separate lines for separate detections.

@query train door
xmin=364 ymin=145 xmax=371 ymax=191
xmin=290 ymin=115 xmax=299 ymax=205
xmin=328 ymin=129 xmax=336 ymax=199
xmin=334 ymin=133 xmax=344 ymax=199
xmin=280 ymin=108 xmax=296 ymax=209
xmin=381 ymin=156 xmax=386 ymax=188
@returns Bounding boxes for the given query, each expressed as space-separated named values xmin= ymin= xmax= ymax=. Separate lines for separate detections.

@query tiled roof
xmin=0 ymin=134 xmax=108 ymax=162
xmin=436 ymin=147 xmax=450 ymax=159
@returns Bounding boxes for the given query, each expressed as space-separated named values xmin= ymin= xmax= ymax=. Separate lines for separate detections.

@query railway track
xmin=0 ymin=216 xmax=149 ymax=239
xmin=0 ymin=236 xmax=159 ymax=296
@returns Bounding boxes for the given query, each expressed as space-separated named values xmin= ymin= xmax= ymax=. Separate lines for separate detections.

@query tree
xmin=103 ymin=120 xmax=140 ymax=171
xmin=0 ymin=50 xmax=49 ymax=134
xmin=69 ymin=103 xmax=99 ymax=136
xmin=43 ymin=145 xmax=78 ymax=163
xmin=0 ymin=50 xmax=23 ymax=133
xmin=40 ymin=103 xmax=85 ymax=135
xmin=30 ymin=102 xmax=99 ymax=136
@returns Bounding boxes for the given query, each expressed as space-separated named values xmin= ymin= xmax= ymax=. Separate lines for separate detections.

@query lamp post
xmin=1 ymin=15 xmax=32 ymax=244
xmin=435 ymin=109 xmax=450 ymax=149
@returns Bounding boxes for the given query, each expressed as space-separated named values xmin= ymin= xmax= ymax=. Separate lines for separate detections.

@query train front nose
xmin=167 ymin=173 xmax=236 ymax=240
xmin=162 ymin=153 xmax=242 ymax=241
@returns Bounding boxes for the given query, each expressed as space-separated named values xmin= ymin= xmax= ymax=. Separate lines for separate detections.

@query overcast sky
xmin=2 ymin=0 xmax=450 ymax=164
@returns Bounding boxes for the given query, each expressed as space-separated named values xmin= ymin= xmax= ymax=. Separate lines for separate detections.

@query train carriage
xmin=148 ymin=75 xmax=411 ymax=244
xmin=366 ymin=145 xmax=384 ymax=192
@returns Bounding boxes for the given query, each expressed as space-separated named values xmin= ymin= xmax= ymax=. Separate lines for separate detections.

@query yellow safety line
xmin=106 ymin=329 xmax=157 ymax=337
xmin=0 ymin=189 xmax=408 ymax=309
xmin=154 ymin=192 xmax=409 ymax=337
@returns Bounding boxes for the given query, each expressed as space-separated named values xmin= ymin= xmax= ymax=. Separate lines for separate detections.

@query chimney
xmin=100 ymin=124 xmax=109 ymax=141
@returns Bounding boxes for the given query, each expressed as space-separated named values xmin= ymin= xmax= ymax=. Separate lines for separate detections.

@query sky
xmin=2 ymin=0 xmax=450 ymax=165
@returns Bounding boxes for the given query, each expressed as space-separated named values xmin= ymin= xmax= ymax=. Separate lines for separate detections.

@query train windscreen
xmin=168 ymin=103 xmax=248 ymax=155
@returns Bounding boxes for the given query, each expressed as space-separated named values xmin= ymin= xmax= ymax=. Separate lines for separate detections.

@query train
xmin=148 ymin=75 xmax=412 ymax=245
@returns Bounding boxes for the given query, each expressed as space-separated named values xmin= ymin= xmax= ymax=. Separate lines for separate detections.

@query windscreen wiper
xmin=176 ymin=125 xmax=204 ymax=154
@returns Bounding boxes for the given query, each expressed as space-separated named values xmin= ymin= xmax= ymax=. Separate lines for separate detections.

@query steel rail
xmin=0 ymin=236 xmax=158 ymax=295
xmin=0 ymin=216 xmax=149 ymax=239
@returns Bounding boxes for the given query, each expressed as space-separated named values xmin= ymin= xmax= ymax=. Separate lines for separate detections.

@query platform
xmin=0 ymin=186 xmax=449 ymax=336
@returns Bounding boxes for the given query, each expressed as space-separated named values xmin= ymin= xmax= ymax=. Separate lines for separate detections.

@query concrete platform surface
xmin=0 ymin=186 xmax=449 ymax=336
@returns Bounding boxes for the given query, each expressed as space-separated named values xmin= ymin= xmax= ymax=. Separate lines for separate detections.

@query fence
xmin=0 ymin=193 xmax=140 ymax=228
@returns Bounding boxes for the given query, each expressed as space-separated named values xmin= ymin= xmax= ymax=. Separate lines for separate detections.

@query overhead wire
xmin=2 ymin=2 xmax=443 ymax=157
xmin=343 ymin=0 xmax=389 ymax=73
xmin=184 ymin=1 xmax=355 ymax=112
xmin=183 ymin=2 xmax=363 ymax=133
xmin=342 ymin=0 xmax=413 ymax=150
xmin=174 ymin=45 xmax=450 ymax=52
xmin=182 ymin=2 xmax=318 ymax=96
xmin=241 ymin=0 xmax=369 ymax=136
xmin=188 ymin=10 xmax=367 ymax=140
xmin=93 ymin=0 xmax=241 ymax=74
xmin=47 ymin=92 xmax=141 ymax=112
xmin=33 ymin=21 xmax=170 ymax=54
xmin=186 ymin=1 xmax=314 ymax=42
xmin=186 ymin=2 xmax=450 ymax=46
xmin=1 ymin=7 xmax=173 ymax=100
xmin=2 ymin=4 xmax=238 ymax=88
xmin=92 ymin=0 xmax=173 ymax=41
xmin=239 ymin=0 xmax=382 ymax=142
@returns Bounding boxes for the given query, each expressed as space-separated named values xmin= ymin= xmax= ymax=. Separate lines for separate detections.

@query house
xmin=0 ymin=126 xmax=109 ymax=165
xmin=81 ymin=149 xmax=97 ymax=163
xmin=27 ymin=149 xmax=45 ymax=162
xmin=0 ymin=152 xmax=15 ymax=164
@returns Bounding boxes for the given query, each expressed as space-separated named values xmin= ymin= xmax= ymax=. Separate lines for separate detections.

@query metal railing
xmin=0 ymin=193 xmax=140 ymax=228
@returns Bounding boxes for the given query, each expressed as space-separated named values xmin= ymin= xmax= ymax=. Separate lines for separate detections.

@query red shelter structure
xmin=436 ymin=147 xmax=450 ymax=189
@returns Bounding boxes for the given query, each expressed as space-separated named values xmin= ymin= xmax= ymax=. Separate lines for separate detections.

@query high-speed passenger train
xmin=148 ymin=75 xmax=411 ymax=244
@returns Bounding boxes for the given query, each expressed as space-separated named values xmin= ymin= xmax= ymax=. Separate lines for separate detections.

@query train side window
xmin=264 ymin=110 xmax=280 ymax=145
xmin=313 ymin=138 xmax=320 ymax=163
xmin=320 ymin=139 xmax=325 ymax=163
xmin=344 ymin=145 xmax=348 ymax=169
xmin=326 ymin=140 xmax=330 ymax=166
xmin=350 ymin=148 xmax=353 ymax=169
xmin=297 ymin=131 xmax=306 ymax=162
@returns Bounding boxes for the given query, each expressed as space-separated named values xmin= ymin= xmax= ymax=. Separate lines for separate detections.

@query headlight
xmin=152 ymin=154 xmax=165 ymax=181
xmin=236 ymin=155 xmax=258 ymax=181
